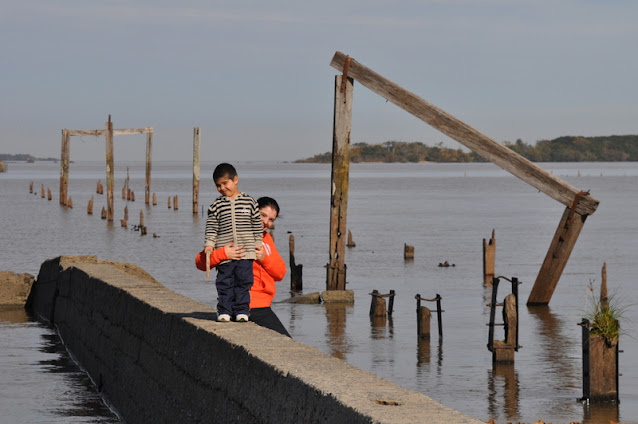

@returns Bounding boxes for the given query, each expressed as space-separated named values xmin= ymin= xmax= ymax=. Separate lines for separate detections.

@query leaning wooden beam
xmin=327 ymin=74 xmax=353 ymax=291
xmin=527 ymin=202 xmax=588 ymax=305
xmin=329 ymin=51 xmax=599 ymax=216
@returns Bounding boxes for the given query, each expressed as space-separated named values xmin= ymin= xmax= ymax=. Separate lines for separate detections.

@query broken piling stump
xmin=404 ymin=243 xmax=414 ymax=260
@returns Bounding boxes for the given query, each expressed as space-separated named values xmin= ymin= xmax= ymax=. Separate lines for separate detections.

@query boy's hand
xmin=204 ymin=246 xmax=213 ymax=254
xmin=255 ymin=245 xmax=265 ymax=261
xmin=224 ymin=242 xmax=246 ymax=260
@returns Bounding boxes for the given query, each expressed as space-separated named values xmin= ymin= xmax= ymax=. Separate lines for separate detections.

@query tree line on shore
xmin=0 ymin=154 xmax=57 ymax=162
xmin=295 ymin=135 xmax=638 ymax=163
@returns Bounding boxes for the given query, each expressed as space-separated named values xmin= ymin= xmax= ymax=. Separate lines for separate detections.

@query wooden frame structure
xmin=60 ymin=116 xmax=153 ymax=221
xmin=328 ymin=51 xmax=599 ymax=304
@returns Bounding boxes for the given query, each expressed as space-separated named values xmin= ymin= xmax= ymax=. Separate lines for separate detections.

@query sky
xmin=2 ymin=0 xmax=637 ymax=162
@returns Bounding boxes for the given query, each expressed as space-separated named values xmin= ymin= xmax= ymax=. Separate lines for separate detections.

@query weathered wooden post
xmin=193 ymin=127 xmax=200 ymax=214
xmin=173 ymin=195 xmax=178 ymax=210
xmin=101 ymin=206 xmax=106 ymax=220
xmin=404 ymin=243 xmax=414 ymax=260
xmin=47 ymin=188 xmax=52 ymax=201
xmin=87 ymin=197 xmax=93 ymax=215
xmin=130 ymin=191 xmax=135 ymax=202
xmin=369 ymin=290 xmax=387 ymax=318
xmin=152 ymin=193 xmax=157 ymax=206
xmin=29 ymin=181 xmax=33 ymax=193
xmin=346 ymin=230 xmax=356 ymax=247
xmin=105 ymin=115 xmax=115 ymax=221
xmin=67 ymin=197 xmax=73 ymax=208
xmin=120 ymin=219 xmax=127 ymax=228
xmin=416 ymin=294 xmax=432 ymax=340
xmin=326 ymin=65 xmax=353 ymax=291
xmin=488 ymin=277 xmax=520 ymax=364
xmin=580 ymin=263 xmax=620 ymax=403
xmin=124 ymin=205 xmax=128 ymax=221
xmin=59 ymin=129 xmax=70 ymax=205
xmin=168 ymin=196 xmax=171 ymax=209
xmin=388 ymin=290 xmax=395 ymax=317
xmin=483 ymin=229 xmax=495 ymax=284
xmin=41 ymin=184 xmax=45 ymax=198
xmin=289 ymin=234 xmax=303 ymax=291
xmin=139 ymin=209 xmax=144 ymax=227
xmin=145 ymin=129 xmax=152 ymax=205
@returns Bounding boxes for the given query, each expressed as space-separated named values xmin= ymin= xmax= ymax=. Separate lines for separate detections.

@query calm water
xmin=1 ymin=160 xmax=637 ymax=424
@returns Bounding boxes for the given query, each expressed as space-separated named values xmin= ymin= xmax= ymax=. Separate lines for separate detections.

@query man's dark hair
xmin=258 ymin=197 xmax=280 ymax=216
xmin=213 ymin=163 xmax=237 ymax=182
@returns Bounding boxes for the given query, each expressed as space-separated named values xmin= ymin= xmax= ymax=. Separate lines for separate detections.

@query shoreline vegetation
xmin=295 ymin=135 xmax=638 ymax=163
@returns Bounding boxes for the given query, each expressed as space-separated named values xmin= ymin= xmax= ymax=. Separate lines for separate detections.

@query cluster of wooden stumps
xmin=484 ymin=229 xmax=620 ymax=402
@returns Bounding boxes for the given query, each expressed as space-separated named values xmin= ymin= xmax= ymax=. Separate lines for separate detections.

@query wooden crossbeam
xmin=67 ymin=128 xmax=152 ymax=137
xmin=329 ymin=51 xmax=599 ymax=216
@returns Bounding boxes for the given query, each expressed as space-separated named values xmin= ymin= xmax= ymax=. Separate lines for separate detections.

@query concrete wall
xmin=28 ymin=256 xmax=482 ymax=424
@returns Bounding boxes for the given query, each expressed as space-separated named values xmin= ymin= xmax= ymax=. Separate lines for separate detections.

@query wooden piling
xmin=67 ymin=197 xmax=73 ymax=208
xmin=47 ymin=188 xmax=52 ymax=201
xmin=193 ymin=127 xmax=200 ymax=214
xmin=29 ymin=181 xmax=33 ymax=193
xmin=87 ymin=197 xmax=93 ymax=215
xmin=601 ymin=262 xmax=608 ymax=309
xmin=41 ymin=184 xmax=45 ymax=198
xmin=168 ymin=196 xmax=171 ymax=209
xmin=417 ymin=303 xmax=431 ymax=340
xmin=101 ymin=206 xmax=106 ymax=220
xmin=483 ymin=229 xmax=495 ymax=284
xmin=173 ymin=195 xmax=178 ymax=210
xmin=120 ymin=219 xmax=127 ymax=228
xmin=152 ymin=193 xmax=157 ymax=206
xmin=581 ymin=318 xmax=619 ymax=403
xmin=59 ymin=129 xmax=70 ymax=205
xmin=130 ymin=191 xmax=135 ymax=202
xmin=492 ymin=293 xmax=517 ymax=363
xmin=145 ymin=128 xmax=152 ymax=205
xmin=369 ymin=290 xmax=387 ymax=318
xmin=289 ymin=234 xmax=303 ymax=291
xmin=122 ymin=186 xmax=126 ymax=199
xmin=124 ymin=205 xmax=128 ymax=221
xmin=105 ymin=115 xmax=114 ymax=221
xmin=404 ymin=243 xmax=414 ymax=260
xmin=346 ymin=230 xmax=356 ymax=247
xmin=140 ymin=210 xmax=144 ymax=227
xmin=327 ymin=72 xmax=353 ymax=291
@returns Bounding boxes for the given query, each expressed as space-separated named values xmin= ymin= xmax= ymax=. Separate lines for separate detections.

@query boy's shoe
xmin=217 ymin=314 xmax=231 ymax=322
xmin=235 ymin=314 xmax=249 ymax=322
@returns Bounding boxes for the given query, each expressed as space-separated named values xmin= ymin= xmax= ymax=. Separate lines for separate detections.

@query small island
xmin=296 ymin=135 xmax=638 ymax=163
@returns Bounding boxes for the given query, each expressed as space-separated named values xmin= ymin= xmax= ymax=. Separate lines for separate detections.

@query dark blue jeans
xmin=215 ymin=259 xmax=254 ymax=317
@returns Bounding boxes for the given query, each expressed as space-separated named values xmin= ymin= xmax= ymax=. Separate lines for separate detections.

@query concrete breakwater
xmin=27 ymin=256 xmax=482 ymax=424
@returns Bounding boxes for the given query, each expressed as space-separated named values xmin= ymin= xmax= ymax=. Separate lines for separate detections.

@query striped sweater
xmin=204 ymin=192 xmax=262 ymax=260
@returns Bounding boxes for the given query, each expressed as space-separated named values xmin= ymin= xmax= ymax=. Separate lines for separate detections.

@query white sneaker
xmin=236 ymin=314 xmax=249 ymax=322
xmin=217 ymin=314 xmax=231 ymax=322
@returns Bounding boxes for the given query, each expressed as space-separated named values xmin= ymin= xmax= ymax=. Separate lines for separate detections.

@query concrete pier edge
xmin=28 ymin=256 xmax=482 ymax=424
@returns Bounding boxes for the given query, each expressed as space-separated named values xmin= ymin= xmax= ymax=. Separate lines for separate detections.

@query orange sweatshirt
xmin=195 ymin=232 xmax=286 ymax=309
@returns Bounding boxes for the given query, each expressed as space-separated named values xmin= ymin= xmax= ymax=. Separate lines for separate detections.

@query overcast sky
xmin=2 ymin=0 xmax=637 ymax=162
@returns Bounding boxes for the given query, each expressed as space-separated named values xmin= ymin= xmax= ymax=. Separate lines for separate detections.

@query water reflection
xmin=0 ymin=307 xmax=31 ymax=324
xmin=581 ymin=402 xmax=620 ymax=424
xmin=417 ymin=338 xmax=443 ymax=367
xmin=487 ymin=364 xmax=520 ymax=422
xmin=323 ymin=303 xmax=353 ymax=360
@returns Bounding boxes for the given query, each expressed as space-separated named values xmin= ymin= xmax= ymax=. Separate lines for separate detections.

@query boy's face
xmin=215 ymin=174 xmax=239 ymax=198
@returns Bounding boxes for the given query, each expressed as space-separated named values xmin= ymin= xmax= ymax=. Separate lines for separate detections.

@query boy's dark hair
xmin=258 ymin=197 xmax=280 ymax=216
xmin=213 ymin=163 xmax=237 ymax=182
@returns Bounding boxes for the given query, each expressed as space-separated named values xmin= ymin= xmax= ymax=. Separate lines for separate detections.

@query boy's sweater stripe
xmin=205 ymin=192 xmax=262 ymax=260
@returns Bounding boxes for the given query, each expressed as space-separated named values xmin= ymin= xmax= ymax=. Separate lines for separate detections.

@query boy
xmin=204 ymin=163 xmax=262 ymax=322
